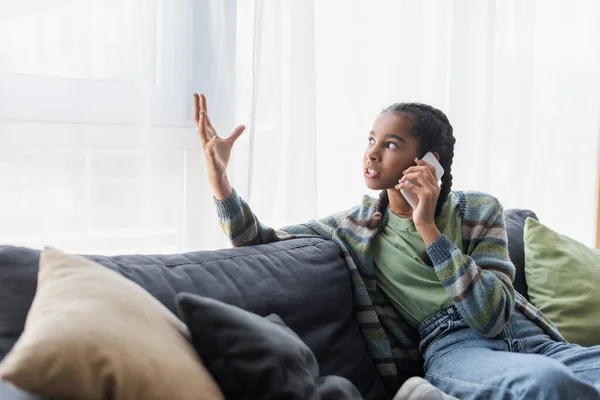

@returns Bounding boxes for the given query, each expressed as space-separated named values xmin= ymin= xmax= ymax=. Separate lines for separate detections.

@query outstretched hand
xmin=193 ymin=93 xmax=246 ymax=183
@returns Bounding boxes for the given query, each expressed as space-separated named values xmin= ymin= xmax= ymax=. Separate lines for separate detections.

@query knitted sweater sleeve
xmin=214 ymin=188 xmax=338 ymax=246
xmin=426 ymin=195 xmax=516 ymax=337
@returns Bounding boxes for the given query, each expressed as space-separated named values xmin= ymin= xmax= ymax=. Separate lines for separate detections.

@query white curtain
xmin=313 ymin=0 xmax=600 ymax=246
xmin=0 ymin=0 xmax=210 ymax=254
xmin=1 ymin=0 xmax=599 ymax=255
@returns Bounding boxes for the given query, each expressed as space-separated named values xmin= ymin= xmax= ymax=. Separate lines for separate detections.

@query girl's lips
xmin=364 ymin=169 xmax=381 ymax=179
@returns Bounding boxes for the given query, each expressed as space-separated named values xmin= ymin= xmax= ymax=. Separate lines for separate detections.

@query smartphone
xmin=400 ymin=151 xmax=445 ymax=209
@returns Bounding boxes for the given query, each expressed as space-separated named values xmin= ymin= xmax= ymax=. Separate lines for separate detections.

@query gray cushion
xmin=504 ymin=209 xmax=538 ymax=300
xmin=0 ymin=239 xmax=386 ymax=400
xmin=176 ymin=293 xmax=321 ymax=399
xmin=176 ymin=294 xmax=363 ymax=400
xmin=0 ymin=246 xmax=39 ymax=363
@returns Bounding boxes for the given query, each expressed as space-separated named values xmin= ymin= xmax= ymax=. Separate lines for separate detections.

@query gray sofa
xmin=0 ymin=209 xmax=536 ymax=400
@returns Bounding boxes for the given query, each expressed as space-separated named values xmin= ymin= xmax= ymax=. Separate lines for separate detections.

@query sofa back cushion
xmin=0 ymin=248 xmax=224 ymax=400
xmin=0 ymin=238 xmax=386 ymax=400
xmin=504 ymin=209 xmax=538 ymax=300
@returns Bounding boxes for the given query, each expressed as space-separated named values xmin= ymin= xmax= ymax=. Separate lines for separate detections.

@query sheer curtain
xmin=313 ymin=0 xmax=600 ymax=245
xmin=0 ymin=0 xmax=210 ymax=254
xmin=0 ymin=0 xmax=317 ymax=254
xmin=1 ymin=0 xmax=599 ymax=254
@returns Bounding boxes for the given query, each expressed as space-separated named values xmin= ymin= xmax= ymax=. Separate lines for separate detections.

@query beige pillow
xmin=0 ymin=247 xmax=224 ymax=400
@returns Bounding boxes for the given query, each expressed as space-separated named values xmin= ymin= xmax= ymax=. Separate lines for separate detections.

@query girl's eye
xmin=368 ymin=138 xmax=375 ymax=145
xmin=387 ymin=142 xmax=398 ymax=149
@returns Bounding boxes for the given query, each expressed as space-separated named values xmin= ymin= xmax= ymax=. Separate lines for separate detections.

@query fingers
xmin=397 ymin=159 xmax=440 ymax=195
xmin=193 ymin=93 xmax=200 ymax=126
xmin=194 ymin=93 xmax=216 ymax=146
xmin=402 ymin=165 xmax=429 ymax=175
xmin=198 ymin=110 xmax=210 ymax=146
xmin=199 ymin=93 xmax=208 ymax=114
xmin=194 ymin=93 xmax=214 ymax=128
xmin=398 ymin=172 xmax=426 ymax=187
xmin=194 ymin=93 xmax=209 ymax=146
xmin=403 ymin=163 xmax=438 ymax=183
xmin=199 ymin=94 xmax=216 ymax=128
xmin=193 ymin=93 xmax=243 ymax=146
xmin=399 ymin=170 xmax=436 ymax=187
xmin=396 ymin=180 xmax=438 ymax=202
xmin=396 ymin=180 xmax=424 ymax=195
xmin=227 ymin=125 xmax=246 ymax=143
xmin=415 ymin=158 xmax=438 ymax=178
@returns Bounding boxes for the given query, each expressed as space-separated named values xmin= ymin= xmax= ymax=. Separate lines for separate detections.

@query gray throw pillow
xmin=175 ymin=293 xmax=362 ymax=400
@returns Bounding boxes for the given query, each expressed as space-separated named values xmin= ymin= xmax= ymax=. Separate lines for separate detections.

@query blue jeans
xmin=418 ymin=306 xmax=600 ymax=400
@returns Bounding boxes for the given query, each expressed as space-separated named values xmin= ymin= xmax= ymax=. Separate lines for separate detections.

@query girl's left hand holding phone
xmin=396 ymin=158 xmax=442 ymax=245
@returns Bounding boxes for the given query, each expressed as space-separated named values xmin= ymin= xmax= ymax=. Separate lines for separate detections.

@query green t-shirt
xmin=372 ymin=192 xmax=463 ymax=327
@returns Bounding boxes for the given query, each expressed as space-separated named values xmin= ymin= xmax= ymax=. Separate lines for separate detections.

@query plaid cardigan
xmin=215 ymin=189 xmax=564 ymax=392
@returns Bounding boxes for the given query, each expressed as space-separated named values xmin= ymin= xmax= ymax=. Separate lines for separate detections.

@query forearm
xmin=427 ymin=235 xmax=515 ymax=337
xmin=210 ymin=175 xmax=233 ymax=201
xmin=214 ymin=187 xmax=322 ymax=247
xmin=214 ymin=188 xmax=263 ymax=246
xmin=416 ymin=223 xmax=441 ymax=247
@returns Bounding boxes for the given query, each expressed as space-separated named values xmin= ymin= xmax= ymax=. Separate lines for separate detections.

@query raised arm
xmin=194 ymin=93 xmax=338 ymax=246
xmin=193 ymin=93 xmax=244 ymax=202
xmin=214 ymin=189 xmax=339 ymax=246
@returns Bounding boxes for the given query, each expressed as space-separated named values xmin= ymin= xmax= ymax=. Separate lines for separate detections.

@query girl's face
xmin=363 ymin=111 xmax=420 ymax=191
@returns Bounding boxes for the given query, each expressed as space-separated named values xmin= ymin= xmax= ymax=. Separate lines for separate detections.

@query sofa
xmin=0 ymin=209 xmax=536 ymax=400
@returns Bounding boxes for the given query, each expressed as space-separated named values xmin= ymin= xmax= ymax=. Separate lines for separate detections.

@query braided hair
xmin=376 ymin=103 xmax=456 ymax=219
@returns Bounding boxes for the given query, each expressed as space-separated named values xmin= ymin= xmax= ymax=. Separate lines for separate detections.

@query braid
xmin=383 ymin=103 xmax=456 ymax=218
xmin=436 ymin=128 xmax=455 ymax=218
xmin=422 ymin=105 xmax=456 ymax=218
xmin=377 ymin=189 xmax=389 ymax=215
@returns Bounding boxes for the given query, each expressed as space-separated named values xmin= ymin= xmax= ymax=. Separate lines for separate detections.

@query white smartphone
xmin=400 ymin=151 xmax=445 ymax=209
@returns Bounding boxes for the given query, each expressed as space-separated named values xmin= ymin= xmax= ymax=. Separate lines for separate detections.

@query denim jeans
xmin=418 ymin=306 xmax=600 ymax=400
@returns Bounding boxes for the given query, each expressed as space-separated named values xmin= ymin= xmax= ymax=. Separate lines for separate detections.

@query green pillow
xmin=524 ymin=217 xmax=600 ymax=346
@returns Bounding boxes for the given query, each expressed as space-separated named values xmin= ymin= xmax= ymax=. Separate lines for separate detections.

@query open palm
xmin=193 ymin=93 xmax=246 ymax=182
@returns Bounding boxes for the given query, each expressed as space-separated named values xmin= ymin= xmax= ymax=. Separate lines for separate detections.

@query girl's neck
xmin=386 ymin=189 xmax=413 ymax=218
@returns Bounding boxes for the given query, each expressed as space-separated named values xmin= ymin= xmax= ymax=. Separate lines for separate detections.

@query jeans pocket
xmin=421 ymin=320 xmax=454 ymax=370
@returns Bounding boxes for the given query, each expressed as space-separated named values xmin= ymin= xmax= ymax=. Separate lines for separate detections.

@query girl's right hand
xmin=193 ymin=93 xmax=246 ymax=198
